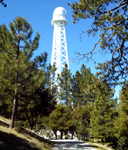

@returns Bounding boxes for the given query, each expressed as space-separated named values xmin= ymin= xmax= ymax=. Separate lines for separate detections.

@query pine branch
xmin=98 ymin=2 xmax=127 ymax=15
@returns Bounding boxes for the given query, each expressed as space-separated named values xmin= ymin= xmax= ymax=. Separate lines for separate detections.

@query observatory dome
xmin=52 ymin=7 xmax=67 ymax=25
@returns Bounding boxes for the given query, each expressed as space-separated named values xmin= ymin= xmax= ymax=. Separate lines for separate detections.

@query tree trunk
xmin=54 ymin=131 xmax=57 ymax=139
xmin=60 ymin=130 xmax=63 ymax=139
xmin=10 ymin=33 xmax=20 ymax=129
xmin=65 ymin=131 xmax=68 ymax=139
xmin=9 ymin=89 xmax=18 ymax=128
xmin=71 ymin=132 xmax=74 ymax=139
xmin=103 ymin=136 xmax=106 ymax=144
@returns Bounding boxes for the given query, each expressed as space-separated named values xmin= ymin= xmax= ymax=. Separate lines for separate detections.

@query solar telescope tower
xmin=51 ymin=7 xmax=69 ymax=80
xmin=51 ymin=7 xmax=69 ymax=103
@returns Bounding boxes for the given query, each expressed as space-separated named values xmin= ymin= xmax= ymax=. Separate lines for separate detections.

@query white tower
xmin=51 ymin=7 xmax=69 ymax=79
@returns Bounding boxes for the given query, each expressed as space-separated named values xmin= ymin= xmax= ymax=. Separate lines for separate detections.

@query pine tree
xmin=72 ymin=103 xmax=93 ymax=141
xmin=46 ymin=104 xmax=75 ymax=139
xmin=0 ymin=25 xmax=13 ymax=117
xmin=17 ymin=87 xmax=56 ymax=130
xmin=90 ymin=80 xmax=117 ymax=143
xmin=46 ymin=104 xmax=66 ymax=139
xmin=65 ymin=105 xmax=76 ymax=139
xmin=0 ymin=17 xmax=40 ymax=128
xmin=57 ymin=64 xmax=72 ymax=105
xmin=72 ymin=64 xmax=96 ymax=107
xmin=72 ymin=71 xmax=82 ymax=107
xmin=45 ymin=63 xmax=57 ymax=101
xmin=80 ymin=65 xmax=96 ymax=104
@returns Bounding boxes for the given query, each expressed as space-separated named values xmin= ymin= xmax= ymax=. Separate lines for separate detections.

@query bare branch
xmin=102 ymin=2 xmax=127 ymax=14
xmin=72 ymin=36 xmax=102 ymax=63
xmin=79 ymin=24 xmax=95 ymax=41
xmin=107 ymin=34 xmax=114 ymax=42
xmin=82 ymin=37 xmax=102 ymax=56
xmin=110 ymin=2 xmax=127 ymax=12
xmin=81 ymin=37 xmax=102 ymax=57
xmin=111 ymin=46 xmax=121 ymax=61
xmin=118 ymin=0 xmax=125 ymax=6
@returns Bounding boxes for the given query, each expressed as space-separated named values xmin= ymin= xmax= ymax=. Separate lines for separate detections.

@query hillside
xmin=0 ymin=116 xmax=53 ymax=150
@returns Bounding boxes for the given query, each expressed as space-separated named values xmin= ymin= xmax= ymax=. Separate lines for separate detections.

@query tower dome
xmin=51 ymin=7 xmax=67 ymax=25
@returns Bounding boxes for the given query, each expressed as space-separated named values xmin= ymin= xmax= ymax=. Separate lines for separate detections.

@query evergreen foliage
xmin=79 ymin=65 xmax=96 ymax=104
xmin=57 ymin=64 xmax=72 ymax=105
xmin=72 ymin=64 xmax=96 ymax=108
xmin=90 ymin=80 xmax=117 ymax=143
xmin=0 ymin=17 xmax=56 ymax=129
xmin=72 ymin=104 xmax=93 ymax=141
xmin=72 ymin=71 xmax=82 ymax=107
xmin=68 ymin=0 xmax=128 ymax=85
xmin=46 ymin=104 xmax=75 ymax=139
xmin=114 ymin=82 xmax=128 ymax=149
xmin=64 ymin=105 xmax=76 ymax=139
xmin=46 ymin=104 xmax=66 ymax=139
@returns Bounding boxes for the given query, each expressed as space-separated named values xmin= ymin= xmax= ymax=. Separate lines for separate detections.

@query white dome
xmin=52 ymin=7 xmax=67 ymax=25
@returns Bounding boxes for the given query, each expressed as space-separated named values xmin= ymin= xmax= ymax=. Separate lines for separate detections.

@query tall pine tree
xmin=57 ymin=64 xmax=72 ymax=106
xmin=0 ymin=17 xmax=40 ymax=128
xmin=72 ymin=71 xmax=82 ymax=107
xmin=72 ymin=64 xmax=96 ymax=107
xmin=90 ymin=80 xmax=117 ymax=143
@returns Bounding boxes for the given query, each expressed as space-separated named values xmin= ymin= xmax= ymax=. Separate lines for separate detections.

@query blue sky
xmin=0 ymin=0 xmax=121 ymax=98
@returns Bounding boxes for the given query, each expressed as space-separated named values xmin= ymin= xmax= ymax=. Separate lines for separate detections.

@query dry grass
xmin=0 ymin=116 xmax=54 ymax=150
xmin=88 ymin=141 xmax=115 ymax=150
xmin=0 ymin=116 xmax=11 ymax=124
